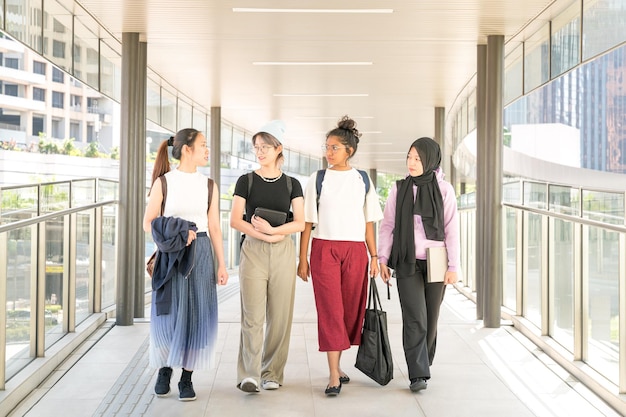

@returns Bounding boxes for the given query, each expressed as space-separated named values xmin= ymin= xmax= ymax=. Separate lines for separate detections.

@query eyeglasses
xmin=253 ymin=145 xmax=274 ymax=154
xmin=322 ymin=144 xmax=348 ymax=154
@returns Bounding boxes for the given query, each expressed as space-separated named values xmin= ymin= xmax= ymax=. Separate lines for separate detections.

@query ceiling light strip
xmin=253 ymin=62 xmax=372 ymax=66
xmin=233 ymin=8 xmax=393 ymax=14
xmin=274 ymin=94 xmax=368 ymax=97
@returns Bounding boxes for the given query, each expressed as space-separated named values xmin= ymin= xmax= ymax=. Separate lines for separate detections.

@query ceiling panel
xmin=76 ymin=0 xmax=565 ymax=175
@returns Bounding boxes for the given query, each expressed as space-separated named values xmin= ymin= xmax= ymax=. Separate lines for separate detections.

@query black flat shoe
xmin=324 ymin=382 xmax=342 ymax=396
xmin=339 ymin=375 xmax=350 ymax=384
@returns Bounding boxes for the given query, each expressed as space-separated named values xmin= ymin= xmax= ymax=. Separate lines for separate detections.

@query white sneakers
xmin=238 ymin=377 xmax=280 ymax=392
xmin=238 ymin=377 xmax=260 ymax=393
xmin=261 ymin=380 xmax=280 ymax=390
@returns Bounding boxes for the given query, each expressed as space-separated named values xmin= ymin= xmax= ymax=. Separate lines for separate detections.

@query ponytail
xmin=150 ymin=138 xmax=172 ymax=192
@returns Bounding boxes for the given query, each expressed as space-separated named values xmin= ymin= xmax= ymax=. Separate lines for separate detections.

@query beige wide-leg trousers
xmin=237 ymin=236 xmax=296 ymax=385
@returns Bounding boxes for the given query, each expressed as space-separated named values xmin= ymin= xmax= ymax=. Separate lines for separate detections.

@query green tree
xmin=84 ymin=141 xmax=101 ymax=158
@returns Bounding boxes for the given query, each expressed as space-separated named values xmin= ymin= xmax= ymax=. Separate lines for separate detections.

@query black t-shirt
xmin=234 ymin=172 xmax=303 ymax=222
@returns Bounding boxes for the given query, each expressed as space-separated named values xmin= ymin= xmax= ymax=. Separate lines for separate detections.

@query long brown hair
xmin=150 ymin=128 xmax=201 ymax=187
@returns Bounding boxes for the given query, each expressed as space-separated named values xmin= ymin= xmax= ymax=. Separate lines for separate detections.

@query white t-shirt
xmin=163 ymin=169 xmax=210 ymax=233
xmin=304 ymin=168 xmax=383 ymax=241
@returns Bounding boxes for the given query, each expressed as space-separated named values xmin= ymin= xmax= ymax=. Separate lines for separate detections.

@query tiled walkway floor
xmin=9 ymin=274 xmax=621 ymax=417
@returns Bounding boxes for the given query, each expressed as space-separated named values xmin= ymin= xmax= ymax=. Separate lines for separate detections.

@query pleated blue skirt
xmin=149 ymin=234 xmax=218 ymax=370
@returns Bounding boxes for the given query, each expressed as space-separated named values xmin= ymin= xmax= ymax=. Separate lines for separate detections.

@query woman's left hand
xmin=369 ymin=258 xmax=379 ymax=277
xmin=444 ymin=270 xmax=458 ymax=285
xmin=251 ymin=215 xmax=273 ymax=235
xmin=217 ymin=265 xmax=229 ymax=285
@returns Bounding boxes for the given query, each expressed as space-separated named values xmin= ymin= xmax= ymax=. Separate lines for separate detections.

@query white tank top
xmin=162 ymin=169 xmax=210 ymax=233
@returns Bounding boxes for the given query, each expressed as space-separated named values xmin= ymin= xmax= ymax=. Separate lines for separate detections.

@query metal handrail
xmin=0 ymin=200 xmax=117 ymax=233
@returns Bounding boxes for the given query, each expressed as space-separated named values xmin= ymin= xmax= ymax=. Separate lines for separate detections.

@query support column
xmin=116 ymin=33 xmax=147 ymax=325
xmin=476 ymin=44 xmax=487 ymax=320
xmin=434 ymin=107 xmax=447 ymax=174
xmin=133 ymin=40 xmax=148 ymax=318
xmin=210 ymin=107 xmax=221 ymax=186
xmin=483 ymin=35 xmax=504 ymax=328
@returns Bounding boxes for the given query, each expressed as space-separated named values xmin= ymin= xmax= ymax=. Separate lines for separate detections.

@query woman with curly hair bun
xmin=298 ymin=116 xmax=383 ymax=396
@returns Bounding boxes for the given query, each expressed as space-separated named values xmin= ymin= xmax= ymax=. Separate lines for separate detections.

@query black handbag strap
xmin=367 ymin=277 xmax=383 ymax=311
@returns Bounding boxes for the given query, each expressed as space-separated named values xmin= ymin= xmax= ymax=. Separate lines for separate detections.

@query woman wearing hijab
xmin=378 ymin=137 xmax=459 ymax=393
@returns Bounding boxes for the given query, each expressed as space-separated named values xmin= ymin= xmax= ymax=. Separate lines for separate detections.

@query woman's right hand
xmin=297 ymin=259 xmax=310 ymax=282
xmin=264 ymin=234 xmax=285 ymax=243
xmin=380 ymin=264 xmax=392 ymax=286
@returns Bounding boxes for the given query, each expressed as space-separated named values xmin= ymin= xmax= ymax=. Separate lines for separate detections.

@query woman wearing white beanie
xmin=230 ymin=120 xmax=305 ymax=393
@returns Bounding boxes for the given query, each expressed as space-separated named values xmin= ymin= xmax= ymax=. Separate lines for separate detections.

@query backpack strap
xmin=207 ymin=178 xmax=214 ymax=212
xmin=357 ymin=169 xmax=371 ymax=195
xmin=315 ymin=169 xmax=326 ymax=208
xmin=247 ymin=172 xmax=254 ymax=197
xmin=316 ymin=168 xmax=370 ymax=209
xmin=159 ymin=175 xmax=167 ymax=216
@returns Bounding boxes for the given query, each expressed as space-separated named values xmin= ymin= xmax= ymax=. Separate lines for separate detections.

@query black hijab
xmin=388 ymin=137 xmax=445 ymax=271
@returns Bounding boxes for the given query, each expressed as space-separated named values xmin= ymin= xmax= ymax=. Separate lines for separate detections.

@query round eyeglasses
xmin=321 ymin=144 xmax=348 ymax=154
xmin=253 ymin=145 xmax=274 ymax=154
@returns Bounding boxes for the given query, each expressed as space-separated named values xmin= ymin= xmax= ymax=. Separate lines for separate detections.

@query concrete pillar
xmin=116 ymin=33 xmax=147 ymax=325
xmin=210 ymin=107 xmax=221 ymax=186
xmin=483 ymin=35 xmax=504 ymax=328
xmin=434 ymin=107 xmax=447 ymax=174
xmin=476 ymin=44 xmax=487 ymax=320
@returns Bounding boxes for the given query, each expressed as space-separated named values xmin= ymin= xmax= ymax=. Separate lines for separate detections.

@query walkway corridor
xmin=9 ymin=274 xmax=619 ymax=417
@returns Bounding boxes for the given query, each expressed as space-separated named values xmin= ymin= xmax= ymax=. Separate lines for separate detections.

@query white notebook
xmin=426 ymin=246 xmax=448 ymax=283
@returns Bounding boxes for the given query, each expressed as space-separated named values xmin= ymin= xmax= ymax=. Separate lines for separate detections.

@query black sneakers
xmin=178 ymin=380 xmax=197 ymax=401
xmin=409 ymin=377 xmax=428 ymax=392
xmin=154 ymin=367 xmax=173 ymax=397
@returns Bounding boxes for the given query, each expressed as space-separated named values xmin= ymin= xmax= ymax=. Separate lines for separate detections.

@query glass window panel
xmin=299 ymin=153 xmax=309 ymax=176
xmin=309 ymin=157 xmax=322 ymax=172
xmin=100 ymin=39 xmax=121 ymax=102
xmin=524 ymin=212 xmax=543 ymax=328
xmin=6 ymin=0 xmax=43 ymax=53
xmin=550 ymin=218 xmax=574 ymax=352
xmin=177 ymin=99 xmax=192 ymax=130
xmin=467 ymin=89 xmax=477 ymax=133
xmin=503 ymin=207 xmax=518 ymax=310
xmin=582 ymin=190 xmax=624 ymax=225
xmin=44 ymin=217 xmax=65 ymax=349
xmin=582 ymin=0 xmax=626 ymax=61
xmin=75 ymin=210 xmax=93 ymax=325
xmin=71 ymin=179 xmax=96 ymax=206
xmin=1 ymin=186 xmax=38 ymax=224
xmin=98 ymin=179 xmax=118 ymax=202
xmin=504 ymin=43 xmax=626 ymax=174
xmin=221 ymin=124 xmax=233 ymax=155
xmin=40 ymin=182 xmax=70 ymax=213
xmin=524 ymin=24 xmax=550 ymax=93
xmin=459 ymin=100 xmax=467 ymax=139
xmin=161 ymin=87 xmax=176 ymax=132
xmin=101 ymin=205 xmax=117 ymax=308
xmin=283 ymin=149 xmax=298 ymax=174
xmin=549 ymin=185 xmax=580 ymax=216
xmin=584 ymin=226 xmax=619 ymax=383
xmin=504 ymin=43 xmax=523 ymax=105
xmin=43 ymin=0 xmax=72 ymax=72
xmin=146 ymin=76 xmax=161 ymax=124
xmin=4 ymin=225 xmax=37 ymax=379
xmin=192 ymin=108 xmax=207 ymax=133
xmin=551 ymin=1 xmax=581 ymax=77
xmin=73 ymin=16 xmax=99 ymax=89
xmin=523 ymin=181 xmax=547 ymax=209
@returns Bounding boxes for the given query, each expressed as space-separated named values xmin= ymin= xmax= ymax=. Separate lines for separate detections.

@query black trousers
xmin=396 ymin=260 xmax=446 ymax=380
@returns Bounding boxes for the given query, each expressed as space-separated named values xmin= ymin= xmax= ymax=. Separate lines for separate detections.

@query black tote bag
xmin=355 ymin=277 xmax=393 ymax=385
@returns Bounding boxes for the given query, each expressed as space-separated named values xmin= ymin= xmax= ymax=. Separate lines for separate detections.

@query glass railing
xmin=0 ymin=178 xmax=118 ymax=385
xmin=458 ymin=179 xmax=626 ymax=394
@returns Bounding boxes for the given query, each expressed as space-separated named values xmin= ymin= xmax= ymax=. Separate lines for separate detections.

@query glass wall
xmin=584 ymin=226 xmax=619 ymax=383
xmin=4 ymin=225 xmax=36 ymax=380
xmin=582 ymin=0 xmax=626 ymax=61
